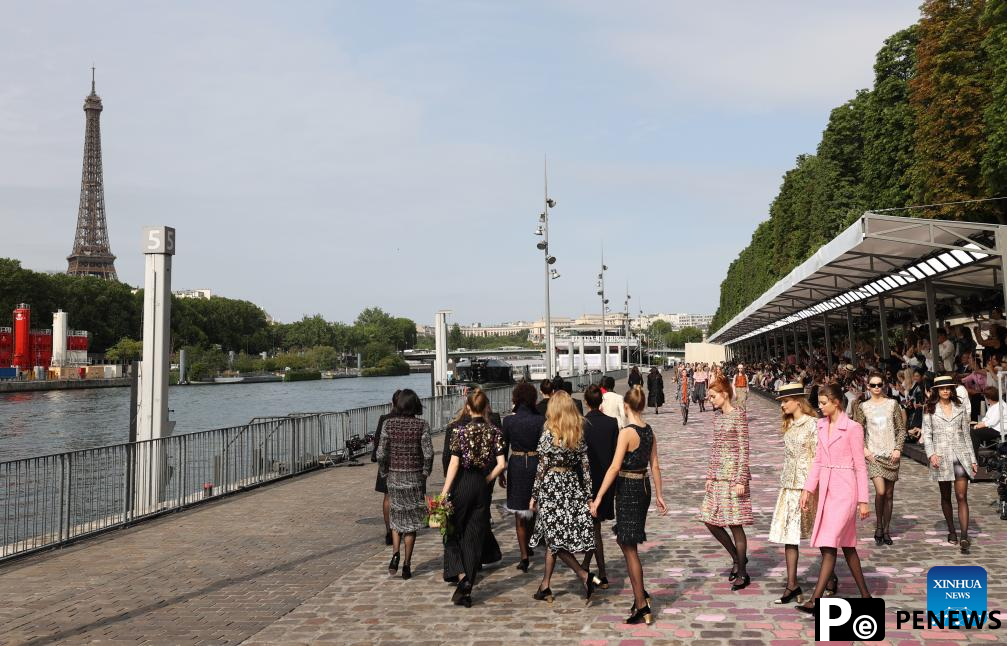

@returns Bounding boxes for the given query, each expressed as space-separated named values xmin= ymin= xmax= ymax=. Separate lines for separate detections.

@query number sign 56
xmin=143 ymin=226 xmax=176 ymax=255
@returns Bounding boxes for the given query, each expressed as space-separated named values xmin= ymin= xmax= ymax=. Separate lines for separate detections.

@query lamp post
xmin=536 ymin=159 xmax=559 ymax=377
xmin=624 ymin=284 xmax=632 ymax=367
xmin=596 ymin=255 xmax=609 ymax=372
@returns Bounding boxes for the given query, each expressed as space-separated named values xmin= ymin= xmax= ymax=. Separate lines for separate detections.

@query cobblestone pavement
xmin=245 ymin=388 xmax=1007 ymax=646
xmin=2 ymin=382 xmax=1006 ymax=645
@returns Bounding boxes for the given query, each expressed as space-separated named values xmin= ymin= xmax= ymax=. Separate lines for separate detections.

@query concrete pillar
xmin=136 ymin=226 xmax=176 ymax=514
xmin=846 ymin=305 xmax=855 ymax=367
xmin=878 ymin=296 xmax=889 ymax=361
xmin=823 ymin=314 xmax=833 ymax=373
xmin=925 ymin=279 xmax=940 ymax=374
xmin=434 ymin=310 xmax=451 ymax=393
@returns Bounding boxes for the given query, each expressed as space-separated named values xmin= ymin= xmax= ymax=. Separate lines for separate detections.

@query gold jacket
xmin=779 ymin=415 xmax=818 ymax=489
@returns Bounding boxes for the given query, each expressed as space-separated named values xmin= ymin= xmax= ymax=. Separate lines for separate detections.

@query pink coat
xmin=803 ymin=413 xmax=869 ymax=548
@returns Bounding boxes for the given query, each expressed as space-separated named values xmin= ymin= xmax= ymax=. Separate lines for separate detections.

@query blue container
xmin=0 ymin=367 xmax=17 ymax=380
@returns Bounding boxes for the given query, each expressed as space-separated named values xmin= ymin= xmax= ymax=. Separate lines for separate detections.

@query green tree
xmin=449 ymin=323 xmax=464 ymax=349
xmin=105 ymin=337 xmax=143 ymax=363
xmin=982 ymin=0 xmax=1007 ymax=221
xmin=910 ymin=0 xmax=997 ymax=222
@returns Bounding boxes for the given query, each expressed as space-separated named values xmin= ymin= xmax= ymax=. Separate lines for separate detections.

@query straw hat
xmin=776 ymin=382 xmax=807 ymax=400
xmin=933 ymin=375 xmax=955 ymax=388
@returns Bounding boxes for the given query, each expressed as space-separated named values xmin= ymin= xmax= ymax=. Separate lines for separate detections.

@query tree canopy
xmin=711 ymin=2 xmax=1007 ymax=333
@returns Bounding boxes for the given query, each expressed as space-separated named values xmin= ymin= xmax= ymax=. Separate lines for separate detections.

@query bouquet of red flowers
xmin=426 ymin=494 xmax=454 ymax=539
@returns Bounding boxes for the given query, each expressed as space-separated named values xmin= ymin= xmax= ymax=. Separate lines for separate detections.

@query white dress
xmin=768 ymin=416 xmax=818 ymax=544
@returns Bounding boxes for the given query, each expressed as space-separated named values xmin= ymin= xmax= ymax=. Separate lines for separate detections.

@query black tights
xmin=804 ymin=547 xmax=871 ymax=604
xmin=704 ymin=522 xmax=748 ymax=577
xmin=391 ymin=530 xmax=415 ymax=566
xmin=581 ymin=520 xmax=607 ymax=578
xmin=619 ymin=542 xmax=647 ymax=609
xmin=541 ymin=548 xmax=591 ymax=591
xmin=872 ymin=476 xmax=896 ymax=535
xmin=938 ymin=478 xmax=970 ymax=537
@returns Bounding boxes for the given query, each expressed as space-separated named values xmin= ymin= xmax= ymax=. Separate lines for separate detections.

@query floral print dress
xmin=528 ymin=428 xmax=596 ymax=554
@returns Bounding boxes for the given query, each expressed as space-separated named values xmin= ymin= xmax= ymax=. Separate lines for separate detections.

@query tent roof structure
xmin=708 ymin=213 xmax=1007 ymax=345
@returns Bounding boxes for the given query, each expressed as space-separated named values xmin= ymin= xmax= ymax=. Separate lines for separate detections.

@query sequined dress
xmin=699 ymin=408 xmax=753 ymax=527
xmin=614 ymin=424 xmax=654 ymax=545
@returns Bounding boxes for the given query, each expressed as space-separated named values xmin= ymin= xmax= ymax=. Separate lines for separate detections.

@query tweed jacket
xmin=779 ymin=415 xmax=818 ymax=490
xmin=851 ymin=397 xmax=907 ymax=456
xmin=376 ymin=416 xmax=433 ymax=478
xmin=921 ymin=402 xmax=978 ymax=482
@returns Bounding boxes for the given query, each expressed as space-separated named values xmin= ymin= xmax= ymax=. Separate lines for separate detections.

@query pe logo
xmin=814 ymin=598 xmax=886 ymax=641
xmin=928 ymin=566 xmax=987 ymax=628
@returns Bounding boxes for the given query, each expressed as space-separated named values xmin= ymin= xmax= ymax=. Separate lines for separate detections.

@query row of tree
xmin=0 ymin=258 xmax=417 ymax=373
xmin=645 ymin=322 xmax=704 ymax=349
xmin=710 ymin=1 xmax=1007 ymax=333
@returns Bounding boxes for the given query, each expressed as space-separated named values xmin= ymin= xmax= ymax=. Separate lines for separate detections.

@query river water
xmin=0 ymin=374 xmax=432 ymax=462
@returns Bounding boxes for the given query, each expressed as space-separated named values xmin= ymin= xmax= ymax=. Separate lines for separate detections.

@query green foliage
xmin=105 ymin=337 xmax=143 ymax=363
xmin=283 ymin=370 xmax=322 ymax=382
xmin=449 ymin=323 xmax=464 ymax=349
xmin=909 ymin=0 xmax=997 ymax=222
xmin=444 ymin=329 xmax=535 ymax=351
xmin=647 ymin=321 xmax=674 ymax=337
xmin=361 ymin=355 xmax=410 ymax=377
xmin=660 ymin=326 xmax=704 ymax=348
xmin=712 ymin=3 xmax=1007 ymax=334
xmin=982 ymin=0 xmax=1007 ymax=221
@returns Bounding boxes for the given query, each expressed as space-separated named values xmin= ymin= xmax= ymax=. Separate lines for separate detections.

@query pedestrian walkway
xmin=1 ymin=380 xmax=1006 ymax=645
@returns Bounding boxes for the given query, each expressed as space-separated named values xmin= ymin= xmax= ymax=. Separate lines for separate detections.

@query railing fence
xmin=1 ymin=369 xmax=627 ymax=563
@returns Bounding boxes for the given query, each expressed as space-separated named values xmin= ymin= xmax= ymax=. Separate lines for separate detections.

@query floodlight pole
xmin=925 ymin=279 xmax=940 ymax=373
xmin=878 ymin=296 xmax=889 ymax=360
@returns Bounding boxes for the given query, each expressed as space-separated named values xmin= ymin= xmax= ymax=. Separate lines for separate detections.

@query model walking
xmin=768 ymin=382 xmax=817 ymax=605
xmin=677 ymin=366 xmax=692 ymax=425
xmin=371 ymin=389 xmax=402 ymax=545
xmin=797 ymin=384 xmax=872 ymax=613
xmin=851 ymin=372 xmax=907 ymax=546
xmin=647 ymin=367 xmax=665 ymax=415
xmin=700 ymin=376 xmax=753 ymax=590
xmin=922 ymin=374 xmax=979 ymax=554
xmin=439 ymin=389 xmax=506 ymax=606
xmin=591 ymin=385 xmax=668 ymax=625
xmin=501 ymin=381 xmax=544 ymax=572
xmin=529 ymin=391 xmax=598 ymax=605
xmin=375 ymin=389 xmax=433 ymax=580
xmin=693 ymin=365 xmax=709 ymax=412
xmin=581 ymin=384 xmax=619 ymax=589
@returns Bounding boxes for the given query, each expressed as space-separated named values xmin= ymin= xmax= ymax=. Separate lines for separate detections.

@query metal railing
xmin=0 ymin=369 xmax=626 ymax=563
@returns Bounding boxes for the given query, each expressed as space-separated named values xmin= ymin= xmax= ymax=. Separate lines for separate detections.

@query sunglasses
xmin=868 ymin=382 xmax=883 ymax=388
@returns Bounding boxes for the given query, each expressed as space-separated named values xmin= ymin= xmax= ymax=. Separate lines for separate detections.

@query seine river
xmin=0 ymin=374 xmax=431 ymax=462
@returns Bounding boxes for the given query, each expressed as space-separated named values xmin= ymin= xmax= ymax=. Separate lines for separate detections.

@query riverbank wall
xmin=0 ymin=378 xmax=130 ymax=393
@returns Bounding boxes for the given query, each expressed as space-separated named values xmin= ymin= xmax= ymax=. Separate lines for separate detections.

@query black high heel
xmin=516 ymin=558 xmax=530 ymax=572
xmin=626 ymin=604 xmax=654 ymax=625
xmin=731 ymin=574 xmax=751 ymax=591
xmin=597 ymin=576 xmax=609 ymax=590
xmin=452 ymin=579 xmax=472 ymax=606
xmin=583 ymin=571 xmax=597 ymax=605
xmin=728 ymin=556 xmax=749 ymax=581
xmin=401 ymin=563 xmax=411 ymax=580
xmin=824 ymin=574 xmax=839 ymax=597
xmin=947 ymin=532 xmax=959 ymax=545
xmin=533 ymin=586 xmax=554 ymax=604
xmin=774 ymin=586 xmax=803 ymax=604
xmin=883 ymin=532 xmax=893 ymax=546
xmin=874 ymin=530 xmax=884 ymax=546
xmin=796 ymin=602 xmax=815 ymax=615
xmin=960 ymin=536 xmax=971 ymax=554
xmin=388 ymin=552 xmax=400 ymax=575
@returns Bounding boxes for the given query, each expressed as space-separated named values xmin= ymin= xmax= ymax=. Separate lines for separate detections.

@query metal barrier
xmin=0 ymin=369 xmax=626 ymax=563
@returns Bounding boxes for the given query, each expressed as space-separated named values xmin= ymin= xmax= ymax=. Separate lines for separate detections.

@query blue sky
xmin=0 ymin=1 xmax=923 ymax=325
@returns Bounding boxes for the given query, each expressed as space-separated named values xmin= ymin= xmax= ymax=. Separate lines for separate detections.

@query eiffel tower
xmin=67 ymin=68 xmax=117 ymax=280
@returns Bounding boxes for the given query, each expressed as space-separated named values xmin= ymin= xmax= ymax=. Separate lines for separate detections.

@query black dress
xmin=442 ymin=416 xmax=502 ymax=579
xmin=647 ymin=374 xmax=665 ymax=408
xmin=444 ymin=419 xmax=504 ymax=585
xmin=371 ymin=412 xmax=399 ymax=493
xmin=583 ymin=410 xmax=618 ymax=521
xmin=614 ymin=424 xmax=654 ymax=545
xmin=501 ymin=404 xmax=543 ymax=515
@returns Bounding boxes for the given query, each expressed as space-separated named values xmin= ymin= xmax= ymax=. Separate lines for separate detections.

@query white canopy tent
xmin=709 ymin=213 xmax=1007 ymax=371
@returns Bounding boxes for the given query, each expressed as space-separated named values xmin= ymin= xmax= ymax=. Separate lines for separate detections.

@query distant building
xmin=173 ymin=288 xmax=213 ymax=300
xmin=632 ymin=313 xmax=713 ymax=331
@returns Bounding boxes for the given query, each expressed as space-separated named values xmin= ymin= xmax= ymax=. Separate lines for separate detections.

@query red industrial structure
xmin=0 ymin=304 xmax=90 ymax=374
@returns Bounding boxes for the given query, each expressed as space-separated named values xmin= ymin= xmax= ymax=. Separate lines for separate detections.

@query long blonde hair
xmin=546 ymin=390 xmax=583 ymax=449
xmin=781 ymin=396 xmax=816 ymax=434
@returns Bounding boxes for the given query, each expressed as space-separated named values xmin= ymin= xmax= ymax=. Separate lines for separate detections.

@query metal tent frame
xmin=710 ymin=213 xmax=1007 ymax=374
